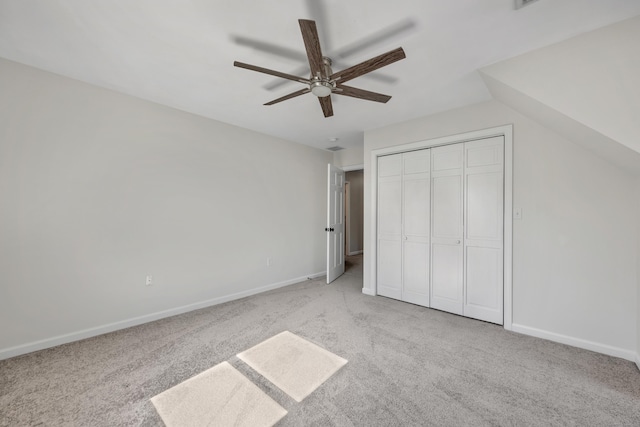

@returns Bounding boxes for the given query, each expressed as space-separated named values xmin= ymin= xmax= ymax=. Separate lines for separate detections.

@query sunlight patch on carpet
xmin=237 ymin=331 xmax=348 ymax=402
xmin=150 ymin=361 xmax=286 ymax=427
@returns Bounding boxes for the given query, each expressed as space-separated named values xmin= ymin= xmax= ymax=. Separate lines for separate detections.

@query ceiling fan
xmin=234 ymin=19 xmax=406 ymax=118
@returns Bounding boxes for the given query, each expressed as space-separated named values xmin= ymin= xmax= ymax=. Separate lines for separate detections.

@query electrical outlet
xmin=146 ymin=275 xmax=153 ymax=286
xmin=266 ymin=257 xmax=272 ymax=267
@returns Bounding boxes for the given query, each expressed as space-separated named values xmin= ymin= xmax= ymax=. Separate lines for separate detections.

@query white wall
xmin=334 ymin=146 xmax=364 ymax=169
xmin=345 ymin=170 xmax=364 ymax=254
xmin=364 ymin=100 xmax=638 ymax=360
xmin=0 ymin=58 xmax=332 ymax=359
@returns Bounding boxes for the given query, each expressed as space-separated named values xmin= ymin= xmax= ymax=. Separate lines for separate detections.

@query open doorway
xmin=344 ymin=169 xmax=363 ymax=277
xmin=344 ymin=169 xmax=364 ymax=255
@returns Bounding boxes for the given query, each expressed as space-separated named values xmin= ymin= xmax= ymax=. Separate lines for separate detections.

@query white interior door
xmin=376 ymin=154 xmax=402 ymax=298
xmin=463 ymin=137 xmax=504 ymax=324
xmin=327 ymin=164 xmax=345 ymax=284
xmin=430 ymin=144 xmax=464 ymax=315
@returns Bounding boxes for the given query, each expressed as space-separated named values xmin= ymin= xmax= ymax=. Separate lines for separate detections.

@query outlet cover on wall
xmin=146 ymin=275 xmax=153 ymax=286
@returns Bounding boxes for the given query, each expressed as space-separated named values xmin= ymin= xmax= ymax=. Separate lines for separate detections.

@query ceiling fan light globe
xmin=310 ymin=82 xmax=332 ymax=97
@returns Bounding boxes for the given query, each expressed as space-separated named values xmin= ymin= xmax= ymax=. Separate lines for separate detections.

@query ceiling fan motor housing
xmin=310 ymin=57 xmax=335 ymax=97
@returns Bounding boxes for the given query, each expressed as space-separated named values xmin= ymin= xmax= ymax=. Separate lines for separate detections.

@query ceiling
xmin=1 ymin=1 xmax=639 ymax=151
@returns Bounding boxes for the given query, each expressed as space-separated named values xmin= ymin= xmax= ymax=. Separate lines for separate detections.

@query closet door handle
xmin=456 ymin=240 xmax=461 ymax=244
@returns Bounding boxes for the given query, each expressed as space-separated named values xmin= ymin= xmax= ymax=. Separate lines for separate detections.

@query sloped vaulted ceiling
xmin=481 ymin=16 xmax=640 ymax=173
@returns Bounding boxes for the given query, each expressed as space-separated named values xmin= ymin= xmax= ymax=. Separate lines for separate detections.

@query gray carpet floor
xmin=1 ymin=255 xmax=639 ymax=426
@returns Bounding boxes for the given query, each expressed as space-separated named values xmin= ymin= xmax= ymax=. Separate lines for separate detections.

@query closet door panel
xmin=378 ymin=180 xmax=402 ymax=236
xmin=404 ymin=154 xmax=430 ymax=175
xmin=403 ymin=241 xmax=429 ymax=305
xmin=430 ymin=144 xmax=464 ymax=315
xmin=431 ymin=243 xmax=464 ymax=314
xmin=379 ymin=153 xmax=402 ymax=178
xmin=432 ymin=148 xmax=463 ymax=171
xmin=377 ymin=154 xmax=402 ymax=300
xmin=403 ymin=179 xmax=429 ymax=236
xmin=463 ymin=137 xmax=504 ymax=324
xmin=467 ymin=172 xmax=502 ymax=240
xmin=466 ymin=246 xmax=501 ymax=309
xmin=402 ymin=150 xmax=430 ymax=305
xmin=431 ymin=175 xmax=463 ymax=238
xmin=378 ymin=240 xmax=402 ymax=299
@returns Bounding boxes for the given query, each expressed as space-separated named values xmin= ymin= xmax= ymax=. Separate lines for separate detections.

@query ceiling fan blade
xmin=299 ymin=19 xmax=325 ymax=78
xmin=264 ymin=88 xmax=310 ymax=106
xmin=331 ymin=59 xmax=397 ymax=84
xmin=318 ymin=96 xmax=333 ymax=118
xmin=231 ymin=35 xmax=308 ymax=62
xmin=234 ymin=61 xmax=310 ymax=84
xmin=264 ymin=65 xmax=310 ymax=90
xmin=335 ymin=85 xmax=392 ymax=103
xmin=331 ymin=47 xmax=406 ymax=84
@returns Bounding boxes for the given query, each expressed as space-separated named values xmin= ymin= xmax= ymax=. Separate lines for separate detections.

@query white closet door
xmin=430 ymin=144 xmax=464 ymax=315
xmin=402 ymin=150 xmax=431 ymax=306
xmin=377 ymin=154 xmax=402 ymax=300
xmin=464 ymin=137 xmax=504 ymax=324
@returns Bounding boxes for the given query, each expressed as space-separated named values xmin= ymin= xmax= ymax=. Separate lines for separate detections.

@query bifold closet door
xmin=463 ymin=137 xmax=504 ymax=324
xmin=429 ymin=138 xmax=504 ymax=324
xmin=377 ymin=138 xmax=504 ymax=325
xmin=401 ymin=150 xmax=430 ymax=306
xmin=430 ymin=144 xmax=464 ymax=315
xmin=376 ymin=150 xmax=430 ymax=303
xmin=377 ymin=154 xmax=402 ymax=300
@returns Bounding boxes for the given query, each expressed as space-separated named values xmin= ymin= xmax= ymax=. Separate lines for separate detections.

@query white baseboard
xmin=362 ymin=287 xmax=376 ymax=296
xmin=306 ymin=271 xmax=326 ymax=280
xmin=636 ymin=354 xmax=640 ymax=371
xmin=511 ymin=323 xmax=636 ymax=362
xmin=0 ymin=271 xmax=325 ymax=361
xmin=347 ymin=250 xmax=363 ymax=256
